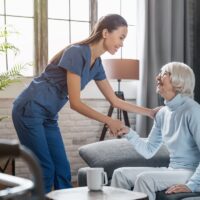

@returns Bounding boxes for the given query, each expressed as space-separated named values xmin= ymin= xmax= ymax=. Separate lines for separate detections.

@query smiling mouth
xmin=157 ymin=81 xmax=163 ymax=87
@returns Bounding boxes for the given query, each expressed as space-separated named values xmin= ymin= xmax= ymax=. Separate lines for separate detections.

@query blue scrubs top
xmin=13 ymin=44 xmax=106 ymax=118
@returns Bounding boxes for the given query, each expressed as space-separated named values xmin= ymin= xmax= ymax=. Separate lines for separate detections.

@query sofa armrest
xmin=156 ymin=190 xmax=200 ymax=200
xmin=78 ymin=138 xmax=169 ymax=180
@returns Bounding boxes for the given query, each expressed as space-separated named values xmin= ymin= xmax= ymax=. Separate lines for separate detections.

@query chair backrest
xmin=0 ymin=139 xmax=45 ymax=200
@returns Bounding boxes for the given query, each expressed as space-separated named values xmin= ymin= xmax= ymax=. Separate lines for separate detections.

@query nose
xmin=156 ymin=73 xmax=161 ymax=81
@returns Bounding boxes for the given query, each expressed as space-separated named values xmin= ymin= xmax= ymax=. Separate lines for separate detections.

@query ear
xmin=102 ymin=28 xmax=109 ymax=39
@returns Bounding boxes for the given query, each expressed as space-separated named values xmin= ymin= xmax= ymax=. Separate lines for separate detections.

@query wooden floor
xmin=72 ymin=180 xmax=79 ymax=187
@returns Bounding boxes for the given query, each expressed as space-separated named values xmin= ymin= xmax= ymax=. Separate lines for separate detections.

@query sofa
xmin=78 ymin=138 xmax=200 ymax=200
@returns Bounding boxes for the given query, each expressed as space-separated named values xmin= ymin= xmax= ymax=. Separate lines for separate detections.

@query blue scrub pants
xmin=12 ymin=105 xmax=72 ymax=193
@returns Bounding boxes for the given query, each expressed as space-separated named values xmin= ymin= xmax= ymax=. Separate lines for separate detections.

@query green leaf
xmin=0 ymin=116 xmax=8 ymax=121
xmin=0 ymin=24 xmax=30 ymax=90
xmin=0 ymin=63 xmax=29 ymax=90
xmin=0 ymin=42 xmax=19 ymax=55
xmin=0 ymin=24 xmax=19 ymax=38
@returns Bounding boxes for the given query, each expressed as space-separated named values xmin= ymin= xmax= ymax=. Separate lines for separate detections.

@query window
xmin=0 ymin=0 xmax=138 ymax=76
xmin=0 ymin=0 xmax=34 ymax=76
xmin=98 ymin=0 xmax=138 ymax=59
xmin=48 ymin=0 xmax=90 ymax=60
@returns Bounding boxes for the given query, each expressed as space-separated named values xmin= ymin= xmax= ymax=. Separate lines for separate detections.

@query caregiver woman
xmin=12 ymin=14 xmax=155 ymax=193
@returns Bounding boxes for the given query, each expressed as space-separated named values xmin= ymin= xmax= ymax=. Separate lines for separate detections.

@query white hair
xmin=161 ymin=62 xmax=195 ymax=98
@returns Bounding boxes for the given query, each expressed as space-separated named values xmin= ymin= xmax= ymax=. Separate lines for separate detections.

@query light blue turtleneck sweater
xmin=124 ymin=94 xmax=200 ymax=192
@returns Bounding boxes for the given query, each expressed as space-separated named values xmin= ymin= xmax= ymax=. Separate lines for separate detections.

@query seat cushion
xmin=78 ymin=138 xmax=169 ymax=180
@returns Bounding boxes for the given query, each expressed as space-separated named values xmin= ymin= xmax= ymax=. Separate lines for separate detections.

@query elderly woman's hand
xmin=116 ymin=126 xmax=130 ymax=137
xmin=107 ymin=118 xmax=125 ymax=136
xmin=165 ymin=184 xmax=191 ymax=194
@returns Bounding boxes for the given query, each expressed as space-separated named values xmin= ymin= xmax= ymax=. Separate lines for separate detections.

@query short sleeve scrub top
xmin=13 ymin=44 xmax=106 ymax=119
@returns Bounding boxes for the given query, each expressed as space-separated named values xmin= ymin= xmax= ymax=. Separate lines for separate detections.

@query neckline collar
xmin=164 ymin=94 xmax=186 ymax=111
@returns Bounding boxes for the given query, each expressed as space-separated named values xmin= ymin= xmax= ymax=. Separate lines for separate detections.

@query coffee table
xmin=46 ymin=186 xmax=148 ymax=200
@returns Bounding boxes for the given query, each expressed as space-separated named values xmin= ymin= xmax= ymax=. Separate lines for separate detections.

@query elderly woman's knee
xmin=112 ymin=168 xmax=125 ymax=179
xmin=135 ymin=172 xmax=155 ymax=187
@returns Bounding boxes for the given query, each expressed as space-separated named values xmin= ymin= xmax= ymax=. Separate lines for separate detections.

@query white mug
xmin=86 ymin=167 xmax=108 ymax=191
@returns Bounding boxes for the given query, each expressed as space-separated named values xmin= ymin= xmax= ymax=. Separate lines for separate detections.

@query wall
xmin=0 ymin=79 xmax=137 ymax=183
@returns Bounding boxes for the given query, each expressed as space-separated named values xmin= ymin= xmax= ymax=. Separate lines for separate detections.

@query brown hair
xmin=49 ymin=14 xmax=127 ymax=65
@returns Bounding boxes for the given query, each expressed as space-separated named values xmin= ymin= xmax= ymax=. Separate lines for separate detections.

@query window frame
xmin=1 ymin=0 xmax=137 ymax=76
xmin=34 ymin=0 xmax=97 ymax=76
xmin=0 ymin=0 xmax=34 ymax=75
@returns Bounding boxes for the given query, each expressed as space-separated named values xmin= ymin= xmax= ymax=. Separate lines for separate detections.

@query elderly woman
xmin=111 ymin=62 xmax=200 ymax=200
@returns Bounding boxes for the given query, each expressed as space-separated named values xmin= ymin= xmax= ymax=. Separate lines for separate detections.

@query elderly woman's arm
xmin=123 ymin=126 xmax=163 ymax=159
xmin=185 ymin=106 xmax=200 ymax=192
xmin=121 ymin=111 xmax=163 ymax=159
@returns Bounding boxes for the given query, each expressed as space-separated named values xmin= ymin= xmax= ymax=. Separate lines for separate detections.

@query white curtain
xmin=136 ymin=0 xmax=193 ymax=136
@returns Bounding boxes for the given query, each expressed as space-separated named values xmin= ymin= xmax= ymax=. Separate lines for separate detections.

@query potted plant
xmin=0 ymin=25 xmax=29 ymax=121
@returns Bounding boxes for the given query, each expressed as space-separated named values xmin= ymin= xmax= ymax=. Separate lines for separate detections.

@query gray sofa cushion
xmin=78 ymin=138 xmax=169 ymax=179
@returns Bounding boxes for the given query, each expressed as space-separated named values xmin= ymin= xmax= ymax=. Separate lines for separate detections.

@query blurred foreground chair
xmin=0 ymin=139 xmax=45 ymax=200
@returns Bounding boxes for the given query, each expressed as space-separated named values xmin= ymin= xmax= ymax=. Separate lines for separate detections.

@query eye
xmin=160 ymin=71 xmax=170 ymax=77
xmin=120 ymin=35 xmax=126 ymax=40
xmin=164 ymin=71 xmax=171 ymax=76
xmin=163 ymin=71 xmax=168 ymax=75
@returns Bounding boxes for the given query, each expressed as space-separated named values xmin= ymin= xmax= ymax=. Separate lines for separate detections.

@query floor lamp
xmin=100 ymin=59 xmax=139 ymax=141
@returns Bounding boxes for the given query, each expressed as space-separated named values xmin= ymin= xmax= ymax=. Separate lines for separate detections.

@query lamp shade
xmin=102 ymin=59 xmax=139 ymax=80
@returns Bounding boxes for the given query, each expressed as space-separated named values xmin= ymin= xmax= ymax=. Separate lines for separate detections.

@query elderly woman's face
xmin=156 ymin=70 xmax=176 ymax=100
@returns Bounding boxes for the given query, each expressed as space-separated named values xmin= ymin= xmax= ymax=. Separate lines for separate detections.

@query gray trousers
xmin=111 ymin=167 xmax=194 ymax=200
